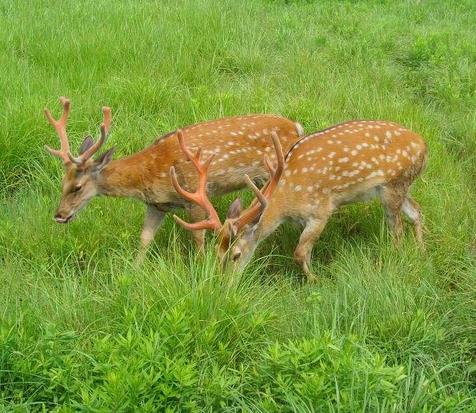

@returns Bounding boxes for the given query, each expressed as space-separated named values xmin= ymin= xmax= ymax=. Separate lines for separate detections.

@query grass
xmin=0 ymin=0 xmax=475 ymax=411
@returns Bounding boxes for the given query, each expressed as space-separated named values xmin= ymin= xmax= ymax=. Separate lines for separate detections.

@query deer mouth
xmin=54 ymin=213 xmax=75 ymax=224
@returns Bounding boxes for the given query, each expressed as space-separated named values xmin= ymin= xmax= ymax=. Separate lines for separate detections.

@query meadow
xmin=0 ymin=0 xmax=475 ymax=411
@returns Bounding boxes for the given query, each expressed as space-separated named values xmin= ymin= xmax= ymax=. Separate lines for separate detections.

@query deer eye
xmin=232 ymin=250 xmax=242 ymax=262
xmin=73 ymin=184 xmax=82 ymax=193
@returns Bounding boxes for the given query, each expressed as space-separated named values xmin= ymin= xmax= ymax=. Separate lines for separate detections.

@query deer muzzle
xmin=54 ymin=211 xmax=74 ymax=224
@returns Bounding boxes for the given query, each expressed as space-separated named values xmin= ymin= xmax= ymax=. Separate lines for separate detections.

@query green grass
xmin=1 ymin=0 xmax=475 ymax=411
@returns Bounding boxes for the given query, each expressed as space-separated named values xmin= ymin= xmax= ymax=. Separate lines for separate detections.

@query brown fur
xmin=49 ymin=113 xmax=304 ymax=260
xmin=222 ymin=120 xmax=428 ymax=280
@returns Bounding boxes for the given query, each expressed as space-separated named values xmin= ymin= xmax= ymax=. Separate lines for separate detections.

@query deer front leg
xmin=294 ymin=216 xmax=329 ymax=282
xmin=187 ymin=204 xmax=206 ymax=252
xmin=136 ymin=204 xmax=166 ymax=264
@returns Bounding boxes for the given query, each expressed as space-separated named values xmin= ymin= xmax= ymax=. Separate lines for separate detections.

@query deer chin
xmin=54 ymin=197 xmax=92 ymax=224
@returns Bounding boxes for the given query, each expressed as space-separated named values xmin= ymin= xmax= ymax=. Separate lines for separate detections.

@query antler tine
xmin=244 ymin=175 xmax=267 ymax=208
xmin=231 ymin=195 xmax=263 ymax=230
xmin=102 ymin=106 xmax=112 ymax=135
xmin=262 ymin=131 xmax=284 ymax=196
xmin=170 ymin=166 xmax=219 ymax=231
xmin=76 ymin=106 xmax=112 ymax=163
xmin=233 ymin=132 xmax=285 ymax=230
xmin=169 ymin=131 xmax=222 ymax=233
xmin=176 ymin=129 xmax=212 ymax=173
xmin=264 ymin=155 xmax=276 ymax=176
xmin=170 ymin=166 xmax=195 ymax=202
xmin=44 ymin=96 xmax=72 ymax=164
xmin=177 ymin=129 xmax=193 ymax=161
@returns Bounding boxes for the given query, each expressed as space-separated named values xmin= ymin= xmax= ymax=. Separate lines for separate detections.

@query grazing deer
xmin=172 ymin=120 xmax=428 ymax=281
xmin=44 ymin=97 xmax=304 ymax=261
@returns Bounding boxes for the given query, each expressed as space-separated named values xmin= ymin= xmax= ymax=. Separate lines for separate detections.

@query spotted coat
xmin=227 ymin=120 xmax=428 ymax=280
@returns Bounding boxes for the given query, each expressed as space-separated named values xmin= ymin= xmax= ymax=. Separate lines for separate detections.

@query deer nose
xmin=54 ymin=212 xmax=69 ymax=223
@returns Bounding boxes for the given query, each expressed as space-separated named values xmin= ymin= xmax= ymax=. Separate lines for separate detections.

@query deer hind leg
xmin=187 ymin=205 xmax=206 ymax=252
xmin=294 ymin=214 xmax=329 ymax=282
xmin=136 ymin=204 xmax=166 ymax=264
xmin=379 ymin=184 xmax=407 ymax=244
xmin=402 ymin=196 xmax=424 ymax=249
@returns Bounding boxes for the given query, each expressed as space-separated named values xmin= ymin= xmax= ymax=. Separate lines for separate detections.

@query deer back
xmin=107 ymin=115 xmax=303 ymax=205
xmin=265 ymin=120 xmax=427 ymax=213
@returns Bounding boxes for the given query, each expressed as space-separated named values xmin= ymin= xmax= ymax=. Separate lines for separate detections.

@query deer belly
xmin=338 ymin=185 xmax=381 ymax=205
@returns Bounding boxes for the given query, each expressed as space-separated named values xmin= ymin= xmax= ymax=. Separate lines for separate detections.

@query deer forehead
xmin=64 ymin=165 xmax=91 ymax=181
xmin=64 ymin=167 xmax=78 ymax=180
xmin=237 ymin=237 xmax=249 ymax=248
xmin=63 ymin=167 xmax=88 ymax=190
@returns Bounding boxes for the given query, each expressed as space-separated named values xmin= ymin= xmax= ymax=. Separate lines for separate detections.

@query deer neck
xmin=95 ymin=153 xmax=169 ymax=202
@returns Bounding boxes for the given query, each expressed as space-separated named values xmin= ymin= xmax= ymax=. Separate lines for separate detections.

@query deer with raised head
xmin=44 ymin=97 xmax=304 ymax=261
xmin=171 ymin=120 xmax=428 ymax=281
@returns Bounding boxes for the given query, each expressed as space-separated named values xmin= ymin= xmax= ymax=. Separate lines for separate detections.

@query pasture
xmin=0 ymin=0 xmax=475 ymax=411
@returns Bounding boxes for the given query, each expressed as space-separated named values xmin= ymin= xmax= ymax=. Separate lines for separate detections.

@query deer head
xmin=170 ymin=129 xmax=284 ymax=270
xmin=44 ymin=97 xmax=115 ymax=223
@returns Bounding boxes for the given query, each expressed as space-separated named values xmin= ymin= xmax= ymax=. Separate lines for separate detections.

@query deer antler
xmin=69 ymin=106 xmax=112 ymax=165
xmin=170 ymin=130 xmax=284 ymax=235
xmin=232 ymin=131 xmax=284 ymax=229
xmin=45 ymin=98 xmax=112 ymax=166
xmin=44 ymin=97 xmax=72 ymax=164
xmin=169 ymin=130 xmax=222 ymax=232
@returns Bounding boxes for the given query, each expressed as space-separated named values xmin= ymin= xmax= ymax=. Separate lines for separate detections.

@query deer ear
xmin=79 ymin=136 xmax=95 ymax=155
xmin=94 ymin=147 xmax=115 ymax=171
xmin=230 ymin=222 xmax=239 ymax=238
xmin=226 ymin=198 xmax=242 ymax=219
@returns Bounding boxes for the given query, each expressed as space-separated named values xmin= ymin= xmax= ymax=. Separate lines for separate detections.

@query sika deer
xmin=172 ymin=120 xmax=428 ymax=281
xmin=44 ymin=97 xmax=304 ymax=261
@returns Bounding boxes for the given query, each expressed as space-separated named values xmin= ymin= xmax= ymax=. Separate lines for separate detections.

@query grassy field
xmin=1 ymin=0 xmax=475 ymax=411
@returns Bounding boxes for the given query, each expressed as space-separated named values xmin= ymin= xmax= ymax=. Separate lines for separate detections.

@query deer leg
xmin=187 ymin=205 xmax=207 ymax=252
xmin=136 ymin=204 xmax=165 ymax=264
xmin=379 ymin=184 xmax=406 ymax=244
xmin=294 ymin=215 xmax=329 ymax=282
xmin=402 ymin=196 xmax=425 ymax=249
